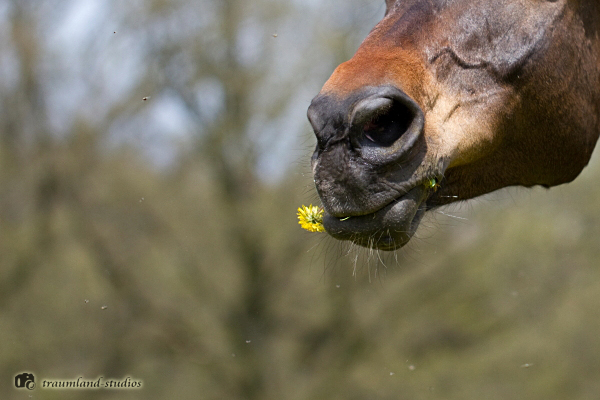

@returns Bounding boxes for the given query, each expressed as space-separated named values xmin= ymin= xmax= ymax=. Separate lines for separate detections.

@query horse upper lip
xmin=321 ymin=185 xmax=428 ymax=249
xmin=324 ymin=179 xmax=430 ymax=220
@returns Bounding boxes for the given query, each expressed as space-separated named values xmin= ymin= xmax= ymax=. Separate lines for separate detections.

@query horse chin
xmin=322 ymin=185 xmax=427 ymax=251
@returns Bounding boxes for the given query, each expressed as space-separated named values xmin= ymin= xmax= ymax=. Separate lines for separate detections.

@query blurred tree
xmin=0 ymin=1 xmax=385 ymax=399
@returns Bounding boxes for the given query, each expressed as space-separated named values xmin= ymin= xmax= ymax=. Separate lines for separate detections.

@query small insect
xmin=297 ymin=204 xmax=325 ymax=232
xmin=101 ymin=305 xmax=108 ymax=310
xmin=142 ymin=96 xmax=151 ymax=101
xmin=426 ymin=177 xmax=440 ymax=192
xmin=272 ymin=33 xmax=278 ymax=38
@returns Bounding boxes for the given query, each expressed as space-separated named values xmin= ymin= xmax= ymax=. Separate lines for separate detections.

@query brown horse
xmin=308 ymin=0 xmax=600 ymax=250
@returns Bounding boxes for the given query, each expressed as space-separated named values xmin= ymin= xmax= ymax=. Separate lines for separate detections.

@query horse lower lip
xmin=322 ymin=186 xmax=427 ymax=250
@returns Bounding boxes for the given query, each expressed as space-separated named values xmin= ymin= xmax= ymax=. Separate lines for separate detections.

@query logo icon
xmin=14 ymin=373 xmax=35 ymax=390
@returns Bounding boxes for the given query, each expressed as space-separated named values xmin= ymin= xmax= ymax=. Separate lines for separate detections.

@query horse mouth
xmin=321 ymin=185 xmax=428 ymax=251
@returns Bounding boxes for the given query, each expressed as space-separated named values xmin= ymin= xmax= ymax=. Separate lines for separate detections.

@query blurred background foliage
xmin=2 ymin=0 xmax=600 ymax=399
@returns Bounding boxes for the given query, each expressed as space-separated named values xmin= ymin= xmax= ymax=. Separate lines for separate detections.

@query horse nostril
xmin=350 ymin=93 xmax=416 ymax=148
xmin=360 ymin=99 xmax=414 ymax=147
xmin=307 ymin=86 xmax=424 ymax=160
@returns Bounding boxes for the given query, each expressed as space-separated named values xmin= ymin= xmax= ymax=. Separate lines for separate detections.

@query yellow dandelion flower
xmin=297 ymin=204 xmax=325 ymax=232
